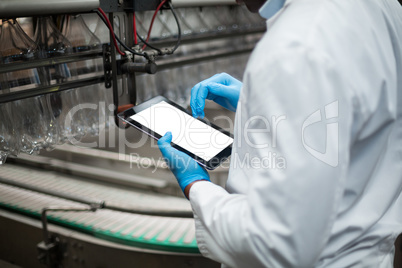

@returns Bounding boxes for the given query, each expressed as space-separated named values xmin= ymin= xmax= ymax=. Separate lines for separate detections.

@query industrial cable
xmin=133 ymin=5 xmax=162 ymax=54
xmin=95 ymin=10 xmax=150 ymax=59
xmin=96 ymin=2 xmax=181 ymax=59
xmin=117 ymin=34 xmax=150 ymax=59
xmin=168 ymin=1 xmax=181 ymax=54
xmin=142 ymin=0 xmax=168 ymax=50
xmin=137 ymin=33 xmax=162 ymax=53
xmin=97 ymin=8 xmax=126 ymax=56
xmin=136 ymin=1 xmax=181 ymax=55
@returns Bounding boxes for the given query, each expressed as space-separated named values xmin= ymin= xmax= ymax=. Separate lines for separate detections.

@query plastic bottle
xmin=0 ymin=19 xmax=57 ymax=157
xmin=63 ymin=15 xmax=111 ymax=137
xmin=34 ymin=16 xmax=84 ymax=145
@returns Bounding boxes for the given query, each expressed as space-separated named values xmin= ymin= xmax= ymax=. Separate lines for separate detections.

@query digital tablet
xmin=118 ymin=96 xmax=233 ymax=170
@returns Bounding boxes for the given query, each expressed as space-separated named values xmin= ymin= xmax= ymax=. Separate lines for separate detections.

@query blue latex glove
xmin=190 ymin=73 xmax=242 ymax=118
xmin=158 ymin=132 xmax=210 ymax=194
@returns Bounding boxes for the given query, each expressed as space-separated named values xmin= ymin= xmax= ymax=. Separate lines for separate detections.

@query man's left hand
xmin=157 ymin=132 xmax=210 ymax=198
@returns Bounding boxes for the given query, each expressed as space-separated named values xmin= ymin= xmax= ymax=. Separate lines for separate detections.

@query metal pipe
xmin=108 ymin=12 xmax=121 ymax=128
xmin=171 ymin=0 xmax=236 ymax=7
xmin=0 ymin=0 xmax=100 ymax=18
xmin=122 ymin=62 xmax=158 ymax=74
xmin=0 ymin=76 xmax=105 ymax=104
xmin=148 ymin=28 xmax=266 ymax=47
xmin=0 ymin=50 xmax=103 ymax=74
xmin=125 ymin=13 xmax=138 ymax=106
xmin=156 ymin=45 xmax=254 ymax=71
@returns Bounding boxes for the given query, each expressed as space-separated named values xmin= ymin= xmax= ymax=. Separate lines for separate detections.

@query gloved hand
xmin=158 ymin=132 xmax=210 ymax=195
xmin=190 ymin=72 xmax=242 ymax=118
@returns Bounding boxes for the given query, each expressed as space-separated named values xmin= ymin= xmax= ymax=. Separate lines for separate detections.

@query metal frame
xmin=0 ymin=50 xmax=103 ymax=74
xmin=108 ymin=12 xmax=125 ymax=127
xmin=0 ymin=0 xmax=99 ymax=18
xmin=38 ymin=206 xmax=97 ymax=267
xmin=0 ymin=50 xmax=105 ymax=104
xmin=0 ymin=76 xmax=105 ymax=104
xmin=0 ymin=209 xmax=220 ymax=268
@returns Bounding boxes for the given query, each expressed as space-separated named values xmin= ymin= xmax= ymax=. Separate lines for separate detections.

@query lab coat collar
xmin=259 ymin=0 xmax=288 ymax=20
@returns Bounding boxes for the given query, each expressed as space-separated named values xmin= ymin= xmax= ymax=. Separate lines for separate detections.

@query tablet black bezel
xmin=117 ymin=96 xmax=233 ymax=170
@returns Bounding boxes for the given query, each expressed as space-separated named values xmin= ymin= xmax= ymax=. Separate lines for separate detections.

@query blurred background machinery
xmin=0 ymin=0 xmax=266 ymax=267
xmin=0 ymin=0 xmax=400 ymax=267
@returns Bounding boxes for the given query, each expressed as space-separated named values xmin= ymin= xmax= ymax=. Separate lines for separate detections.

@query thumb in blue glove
xmin=158 ymin=132 xmax=210 ymax=195
xmin=190 ymin=72 xmax=242 ymax=118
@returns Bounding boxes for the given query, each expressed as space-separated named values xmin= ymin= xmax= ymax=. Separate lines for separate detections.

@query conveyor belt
xmin=0 ymin=183 xmax=198 ymax=253
xmin=0 ymin=164 xmax=192 ymax=215
xmin=0 ymin=165 xmax=199 ymax=253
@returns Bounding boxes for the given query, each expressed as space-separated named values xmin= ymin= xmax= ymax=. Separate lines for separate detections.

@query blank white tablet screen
xmin=130 ymin=101 xmax=233 ymax=161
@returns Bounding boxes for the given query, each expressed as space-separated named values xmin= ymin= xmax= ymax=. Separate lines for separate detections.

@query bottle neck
xmin=35 ymin=17 xmax=73 ymax=58
xmin=0 ymin=19 xmax=38 ymax=62
xmin=63 ymin=15 xmax=101 ymax=52
xmin=0 ymin=20 xmax=19 ymax=60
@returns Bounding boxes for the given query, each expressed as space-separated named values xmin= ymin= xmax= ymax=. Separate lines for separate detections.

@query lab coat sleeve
xmin=189 ymin=45 xmax=354 ymax=268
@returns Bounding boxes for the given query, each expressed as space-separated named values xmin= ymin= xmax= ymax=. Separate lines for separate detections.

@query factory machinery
xmin=0 ymin=0 xmax=400 ymax=267
xmin=0 ymin=0 xmax=265 ymax=267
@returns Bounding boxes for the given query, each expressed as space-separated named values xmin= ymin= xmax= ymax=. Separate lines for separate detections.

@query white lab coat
xmin=189 ymin=0 xmax=402 ymax=267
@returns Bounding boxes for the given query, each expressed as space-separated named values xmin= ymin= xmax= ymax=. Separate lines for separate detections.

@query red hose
xmin=142 ymin=0 xmax=167 ymax=50
xmin=133 ymin=12 xmax=138 ymax=45
xmin=97 ymin=8 xmax=126 ymax=56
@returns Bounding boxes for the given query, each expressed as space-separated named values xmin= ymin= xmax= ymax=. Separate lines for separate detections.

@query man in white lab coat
xmin=158 ymin=0 xmax=402 ymax=267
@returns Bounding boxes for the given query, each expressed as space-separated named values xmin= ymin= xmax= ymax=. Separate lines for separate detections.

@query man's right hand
xmin=190 ymin=73 xmax=242 ymax=118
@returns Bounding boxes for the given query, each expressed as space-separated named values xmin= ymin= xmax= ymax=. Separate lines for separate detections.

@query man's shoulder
xmin=251 ymin=0 xmax=401 ymax=78
xmin=262 ymin=0 xmax=400 ymax=52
